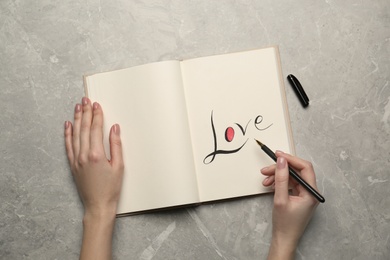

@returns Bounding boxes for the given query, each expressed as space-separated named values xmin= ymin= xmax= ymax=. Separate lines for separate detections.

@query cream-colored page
xmin=181 ymin=47 xmax=293 ymax=202
xmin=85 ymin=61 xmax=199 ymax=214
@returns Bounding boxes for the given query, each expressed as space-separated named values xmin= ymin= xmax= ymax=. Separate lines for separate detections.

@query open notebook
xmin=84 ymin=46 xmax=294 ymax=215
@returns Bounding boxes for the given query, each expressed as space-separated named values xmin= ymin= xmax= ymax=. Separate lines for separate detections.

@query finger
xmin=262 ymin=177 xmax=302 ymax=199
xmin=264 ymin=176 xmax=301 ymax=194
xmin=261 ymin=161 xmax=302 ymax=191
xmin=262 ymin=175 xmax=275 ymax=186
xmin=276 ymin=152 xmax=317 ymax=188
xmin=72 ymin=103 xmax=82 ymax=160
xmin=273 ymin=156 xmax=289 ymax=205
xmin=64 ymin=121 xmax=74 ymax=165
xmin=109 ymin=124 xmax=124 ymax=171
xmin=260 ymin=164 xmax=276 ymax=176
xmin=80 ymin=97 xmax=93 ymax=155
xmin=90 ymin=102 xmax=104 ymax=153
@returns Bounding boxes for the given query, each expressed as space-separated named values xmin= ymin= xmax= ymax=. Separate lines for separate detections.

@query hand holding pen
xmin=261 ymin=151 xmax=320 ymax=259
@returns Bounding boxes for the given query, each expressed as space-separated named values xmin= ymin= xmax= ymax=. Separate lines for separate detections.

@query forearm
xmin=267 ymin=237 xmax=297 ymax=260
xmin=80 ymin=212 xmax=116 ymax=260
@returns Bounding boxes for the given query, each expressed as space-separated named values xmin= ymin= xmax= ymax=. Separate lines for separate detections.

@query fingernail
xmin=260 ymin=166 xmax=268 ymax=173
xmin=82 ymin=97 xmax=89 ymax=105
xmin=93 ymin=102 xmax=99 ymax=110
xmin=277 ymin=157 xmax=286 ymax=169
xmin=262 ymin=176 xmax=270 ymax=185
xmin=64 ymin=121 xmax=69 ymax=129
xmin=75 ymin=104 xmax=81 ymax=113
xmin=275 ymin=150 xmax=284 ymax=155
xmin=113 ymin=124 xmax=120 ymax=135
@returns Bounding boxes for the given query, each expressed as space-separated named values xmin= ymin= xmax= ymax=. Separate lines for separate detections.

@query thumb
xmin=274 ymin=156 xmax=289 ymax=205
xmin=109 ymin=124 xmax=124 ymax=170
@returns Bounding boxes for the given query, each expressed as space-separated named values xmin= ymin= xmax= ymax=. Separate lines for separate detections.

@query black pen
xmin=255 ymin=139 xmax=325 ymax=203
xmin=287 ymin=74 xmax=309 ymax=108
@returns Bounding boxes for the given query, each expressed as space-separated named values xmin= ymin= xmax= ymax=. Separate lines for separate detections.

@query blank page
xmin=85 ymin=61 xmax=199 ymax=214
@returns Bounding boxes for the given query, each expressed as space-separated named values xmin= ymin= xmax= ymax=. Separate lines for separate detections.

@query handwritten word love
xmin=203 ymin=111 xmax=273 ymax=164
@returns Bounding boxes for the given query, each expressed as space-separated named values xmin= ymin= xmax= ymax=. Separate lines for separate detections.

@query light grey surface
xmin=1 ymin=0 xmax=389 ymax=259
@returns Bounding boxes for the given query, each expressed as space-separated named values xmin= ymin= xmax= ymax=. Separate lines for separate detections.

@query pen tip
xmin=254 ymin=139 xmax=264 ymax=147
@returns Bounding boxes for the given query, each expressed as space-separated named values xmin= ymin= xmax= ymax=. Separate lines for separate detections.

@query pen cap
xmin=287 ymin=74 xmax=309 ymax=107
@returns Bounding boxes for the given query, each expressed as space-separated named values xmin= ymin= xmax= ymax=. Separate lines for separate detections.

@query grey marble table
xmin=1 ymin=1 xmax=389 ymax=259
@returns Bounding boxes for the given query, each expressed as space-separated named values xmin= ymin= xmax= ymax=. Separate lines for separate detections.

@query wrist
xmin=83 ymin=205 xmax=117 ymax=227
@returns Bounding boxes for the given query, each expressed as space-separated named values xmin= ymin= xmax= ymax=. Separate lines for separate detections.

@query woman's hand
xmin=64 ymin=97 xmax=124 ymax=260
xmin=261 ymin=151 xmax=319 ymax=259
